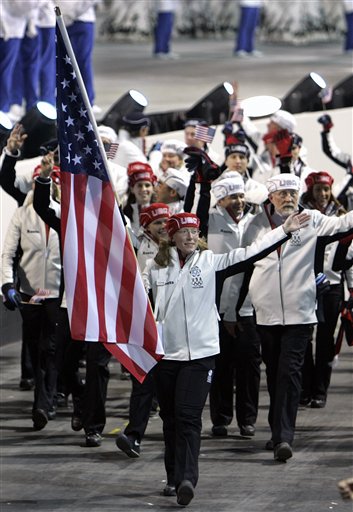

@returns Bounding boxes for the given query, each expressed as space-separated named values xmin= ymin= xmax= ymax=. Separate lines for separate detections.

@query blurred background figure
xmin=234 ymin=0 xmax=264 ymax=57
xmin=342 ymin=0 xmax=353 ymax=53
xmin=153 ymin=0 xmax=179 ymax=59
xmin=56 ymin=0 xmax=101 ymax=112
xmin=0 ymin=1 xmax=39 ymax=117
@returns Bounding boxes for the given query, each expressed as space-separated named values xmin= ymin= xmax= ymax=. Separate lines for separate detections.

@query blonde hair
xmin=154 ymin=237 xmax=207 ymax=267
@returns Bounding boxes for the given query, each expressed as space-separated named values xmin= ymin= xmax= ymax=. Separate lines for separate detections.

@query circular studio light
xmin=0 ymin=111 xmax=13 ymax=130
xmin=241 ymin=95 xmax=282 ymax=118
xmin=223 ymin=82 xmax=234 ymax=95
xmin=309 ymin=72 xmax=326 ymax=89
xmin=129 ymin=89 xmax=148 ymax=107
xmin=37 ymin=101 xmax=57 ymax=120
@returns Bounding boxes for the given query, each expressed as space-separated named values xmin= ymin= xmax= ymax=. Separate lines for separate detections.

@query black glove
xmin=347 ymin=289 xmax=353 ymax=311
xmin=2 ymin=284 xmax=23 ymax=310
xmin=184 ymin=146 xmax=221 ymax=183
xmin=317 ymin=114 xmax=333 ymax=132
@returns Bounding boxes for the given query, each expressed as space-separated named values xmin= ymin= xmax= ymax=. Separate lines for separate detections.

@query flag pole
xmin=55 ymin=6 xmax=117 ymax=195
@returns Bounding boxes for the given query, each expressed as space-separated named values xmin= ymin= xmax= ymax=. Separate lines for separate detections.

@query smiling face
xmin=131 ymin=180 xmax=154 ymax=205
xmin=146 ymin=218 xmax=169 ymax=241
xmin=155 ymin=181 xmax=177 ymax=203
xmin=225 ymin=153 xmax=248 ymax=174
xmin=172 ymin=227 xmax=199 ymax=257
xmin=269 ymin=189 xmax=299 ymax=217
xmin=218 ymin=193 xmax=246 ymax=215
xmin=161 ymin=152 xmax=183 ymax=171
xmin=312 ymin=183 xmax=331 ymax=210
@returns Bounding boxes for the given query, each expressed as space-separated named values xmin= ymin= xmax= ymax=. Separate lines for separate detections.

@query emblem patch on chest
xmin=190 ymin=266 xmax=204 ymax=288
xmin=289 ymin=230 xmax=302 ymax=246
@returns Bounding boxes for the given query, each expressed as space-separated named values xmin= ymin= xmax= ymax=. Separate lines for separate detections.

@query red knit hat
xmin=127 ymin=161 xmax=156 ymax=187
xmin=305 ymin=171 xmax=334 ymax=190
xmin=166 ymin=213 xmax=200 ymax=238
xmin=140 ymin=203 xmax=170 ymax=228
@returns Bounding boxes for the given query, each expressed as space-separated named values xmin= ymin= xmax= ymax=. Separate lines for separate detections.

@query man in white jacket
xmin=207 ymin=173 xmax=261 ymax=438
xmin=242 ymin=173 xmax=353 ymax=462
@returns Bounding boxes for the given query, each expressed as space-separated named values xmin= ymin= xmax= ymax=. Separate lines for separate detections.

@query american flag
xmin=56 ymin=22 xmax=163 ymax=382
xmin=194 ymin=125 xmax=216 ymax=144
xmin=106 ymin=142 xmax=119 ymax=160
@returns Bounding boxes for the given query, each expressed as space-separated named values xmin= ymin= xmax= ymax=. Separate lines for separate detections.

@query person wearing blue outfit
xmin=37 ymin=1 xmax=56 ymax=106
xmin=234 ymin=0 xmax=264 ymax=57
xmin=0 ymin=1 xmax=38 ymax=116
xmin=153 ymin=0 xmax=179 ymax=59
xmin=56 ymin=0 xmax=99 ymax=107
xmin=343 ymin=1 xmax=353 ymax=53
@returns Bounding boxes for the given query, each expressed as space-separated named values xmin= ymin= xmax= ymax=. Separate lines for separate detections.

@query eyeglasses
xmin=177 ymin=228 xmax=200 ymax=236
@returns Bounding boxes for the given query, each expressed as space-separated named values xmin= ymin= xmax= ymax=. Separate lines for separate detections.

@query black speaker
xmin=20 ymin=102 xmax=57 ymax=159
xmin=100 ymin=89 xmax=148 ymax=133
xmin=281 ymin=73 xmax=327 ymax=114
xmin=327 ymin=75 xmax=353 ymax=109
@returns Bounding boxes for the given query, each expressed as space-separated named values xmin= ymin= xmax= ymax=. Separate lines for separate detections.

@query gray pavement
xmin=1 ymin=37 xmax=353 ymax=512
xmin=0 ymin=338 xmax=352 ymax=512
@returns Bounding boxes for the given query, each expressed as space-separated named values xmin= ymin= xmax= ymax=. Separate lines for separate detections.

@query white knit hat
xmin=159 ymin=168 xmax=190 ymax=199
xmin=97 ymin=124 xmax=118 ymax=143
xmin=266 ymin=173 xmax=300 ymax=194
xmin=161 ymin=139 xmax=186 ymax=157
xmin=270 ymin=110 xmax=297 ymax=133
xmin=211 ymin=176 xmax=245 ymax=201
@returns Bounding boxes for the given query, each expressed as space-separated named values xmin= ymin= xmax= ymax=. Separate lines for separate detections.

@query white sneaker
xmin=250 ymin=50 xmax=263 ymax=58
xmin=234 ymin=50 xmax=249 ymax=58
xmin=154 ymin=52 xmax=179 ymax=60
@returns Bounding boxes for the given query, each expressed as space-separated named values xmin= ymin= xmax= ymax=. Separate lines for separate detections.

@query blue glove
xmin=315 ymin=273 xmax=330 ymax=296
xmin=2 ymin=285 xmax=23 ymax=310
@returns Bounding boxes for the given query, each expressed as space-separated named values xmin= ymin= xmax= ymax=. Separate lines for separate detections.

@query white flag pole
xmin=55 ymin=6 xmax=117 ymax=192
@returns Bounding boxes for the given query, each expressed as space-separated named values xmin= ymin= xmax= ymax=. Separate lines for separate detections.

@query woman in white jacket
xmin=1 ymin=181 xmax=61 ymax=431
xmin=142 ymin=210 xmax=309 ymax=506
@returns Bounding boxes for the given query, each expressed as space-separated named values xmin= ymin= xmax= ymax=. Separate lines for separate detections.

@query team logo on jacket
xmin=190 ymin=266 xmax=203 ymax=288
xmin=290 ymin=230 xmax=302 ymax=246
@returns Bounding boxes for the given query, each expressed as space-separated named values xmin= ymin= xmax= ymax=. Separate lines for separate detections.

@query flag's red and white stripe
xmin=61 ymin=172 xmax=164 ymax=381
xmin=194 ymin=125 xmax=216 ymax=144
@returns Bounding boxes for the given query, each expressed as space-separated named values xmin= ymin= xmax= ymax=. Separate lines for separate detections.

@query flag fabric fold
xmin=56 ymin=22 xmax=163 ymax=382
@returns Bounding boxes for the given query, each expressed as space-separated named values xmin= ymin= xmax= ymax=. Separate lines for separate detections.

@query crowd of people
xmin=1 ymin=99 xmax=352 ymax=506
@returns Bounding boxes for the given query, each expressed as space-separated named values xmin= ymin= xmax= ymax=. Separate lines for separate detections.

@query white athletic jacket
xmin=242 ymin=204 xmax=353 ymax=326
xmin=207 ymin=205 xmax=255 ymax=320
xmin=1 ymin=192 xmax=61 ymax=297
xmin=143 ymin=224 xmax=290 ymax=361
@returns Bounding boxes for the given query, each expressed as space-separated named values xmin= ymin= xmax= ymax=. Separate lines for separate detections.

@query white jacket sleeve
xmin=1 ymin=209 xmax=21 ymax=286
xmin=212 ymin=224 xmax=288 ymax=272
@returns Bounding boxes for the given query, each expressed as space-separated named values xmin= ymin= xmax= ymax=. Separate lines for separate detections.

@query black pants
xmin=82 ymin=342 xmax=111 ymax=435
xmin=209 ymin=316 xmax=261 ymax=428
xmin=154 ymin=356 xmax=215 ymax=489
xmin=20 ymin=297 xmax=60 ymax=414
xmin=258 ymin=324 xmax=313 ymax=446
xmin=124 ymin=371 xmax=155 ymax=442
xmin=20 ymin=336 xmax=34 ymax=380
xmin=302 ymin=284 xmax=343 ymax=401
xmin=55 ymin=307 xmax=85 ymax=403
